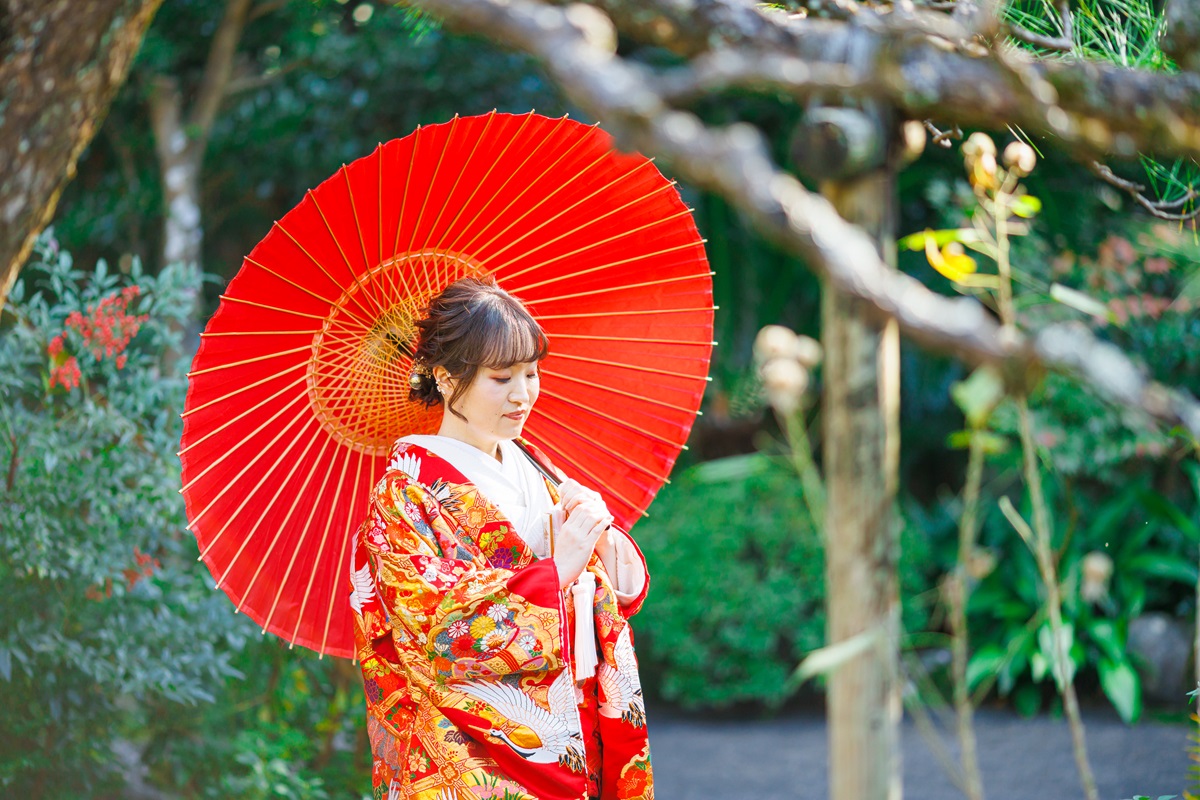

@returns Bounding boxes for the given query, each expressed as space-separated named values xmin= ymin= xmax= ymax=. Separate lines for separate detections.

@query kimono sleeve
xmin=609 ymin=527 xmax=650 ymax=619
xmin=361 ymin=471 xmax=566 ymax=684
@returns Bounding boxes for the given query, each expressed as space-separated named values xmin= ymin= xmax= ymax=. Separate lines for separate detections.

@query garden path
xmin=649 ymin=705 xmax=1189 ymax=799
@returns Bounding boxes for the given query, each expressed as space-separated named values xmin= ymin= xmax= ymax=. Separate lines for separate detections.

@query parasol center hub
xmin=306 ymin=250 xmax=488 ymax=455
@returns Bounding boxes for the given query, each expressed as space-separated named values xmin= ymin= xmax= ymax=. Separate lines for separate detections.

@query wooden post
xmin=796 ymin=106 xmax=902 ymax=800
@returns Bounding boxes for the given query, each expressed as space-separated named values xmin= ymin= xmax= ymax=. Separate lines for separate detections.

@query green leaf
xmin=967 ymin=644 xmax=1007 ymax=692
xmin=1087 ymin=619 xmax=1124 ymax=663
xmin=951 ymin=366 xmax=1007 ymax=428
xmin=1098 ymin=657 xmax=1142 ymax=723
xmin=1009 ymin=194 xmax=1043 ymax=218
xmin=690 ymin=453 xmax=772 ymax=484
xmin=897 ymin=228 xmax=981 ymax=252
xmin=1126 ymin=552 xmax=1200 ymax=585
xmin=1050 ymin=283 xmax=1111 ymax=318
xmin=946 ymin=430 xmax=1010 ymax=454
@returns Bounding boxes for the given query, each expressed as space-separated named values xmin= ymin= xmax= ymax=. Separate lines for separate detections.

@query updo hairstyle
xmin=409 ymin=277 xmax=549 ymax=419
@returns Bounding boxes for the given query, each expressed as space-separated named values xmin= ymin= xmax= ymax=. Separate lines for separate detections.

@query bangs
xmin=469 ymin=296 xmax=550 ymax=369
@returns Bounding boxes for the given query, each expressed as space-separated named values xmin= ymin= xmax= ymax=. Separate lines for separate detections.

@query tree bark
xmin=149 ymin=0 xmax=253 ymax=270
xmin=820 ymin=149 xmax=902 ymax=799
xmin=0 ymin=0 xmax=164 ymax=308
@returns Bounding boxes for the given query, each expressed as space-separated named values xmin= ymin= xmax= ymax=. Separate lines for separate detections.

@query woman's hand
xmin=552 ymin=497 xmax=612 ymax=590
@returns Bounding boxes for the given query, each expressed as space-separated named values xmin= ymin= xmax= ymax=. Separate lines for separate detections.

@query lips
xmin=504 ymin=411 xmax=526 ymax=421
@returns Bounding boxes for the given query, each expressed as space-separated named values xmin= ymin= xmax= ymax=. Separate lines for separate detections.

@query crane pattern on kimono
xmin=598 ymin=625 xmax=646 ymax=728
xmin=453 ymin=670 xmax=587 ymax=773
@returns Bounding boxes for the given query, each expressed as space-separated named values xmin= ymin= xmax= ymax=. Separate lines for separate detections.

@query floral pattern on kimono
xmin=351 ymin=437 xmax=653 ymax=800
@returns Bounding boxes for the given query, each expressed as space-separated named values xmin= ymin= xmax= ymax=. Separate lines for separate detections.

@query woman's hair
xmin=409 ymin=277 xmax=549 ymax=417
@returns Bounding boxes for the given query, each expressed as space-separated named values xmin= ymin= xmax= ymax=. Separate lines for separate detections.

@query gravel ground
xmin=648 ymin=706 xmax=1190 ymax=800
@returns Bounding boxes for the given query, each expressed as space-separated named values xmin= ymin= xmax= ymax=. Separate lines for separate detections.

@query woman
xmin=349 ymin=277 xmax=654 ymax=800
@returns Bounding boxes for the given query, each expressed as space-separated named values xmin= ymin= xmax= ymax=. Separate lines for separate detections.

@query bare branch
xmin=654 ymin=50 xmax=863 ymax=104
xmin=412 ymin=0 xmax=1200 ymax=439
xmin=1003 ymin=0 xmax=1073 ymax=53
xmin=571 ymin=0 xmax=1200 ymax=165
xmin=248 ymin=0 xmax=287 ymax=22
xmin=224 ymin=59 xmax=309 ymax=96
xmin=1091 ymin=162 xmax=1200 ymax=222
xmin=188 ymin=0 xmax=254 ymax=147
xmin=1004 ymin=23 xmax=1071 ymax=52
xmin=923 ymin=120 xmax=962 ymax=148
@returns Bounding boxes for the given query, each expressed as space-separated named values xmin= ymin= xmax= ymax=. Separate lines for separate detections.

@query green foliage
xmin=960 ymin=476 xmax=1199 ymax=722
xmin=632 ymin=452 xmax=932 ymax=709
xmin=0 ymin=234 xmax=248 ymax=794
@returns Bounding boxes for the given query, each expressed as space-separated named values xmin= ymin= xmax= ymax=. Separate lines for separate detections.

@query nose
xmin=508 ymin=376 xmax=531 ymax=405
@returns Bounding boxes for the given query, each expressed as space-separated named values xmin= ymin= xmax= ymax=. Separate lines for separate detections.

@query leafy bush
xmin=632 ymin=452 xmax=932 ymax=709
xmin=0 ymin=236 xmax=251 ymax=795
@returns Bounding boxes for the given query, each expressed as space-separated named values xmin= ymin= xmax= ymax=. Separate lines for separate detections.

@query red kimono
xmin=350 ymin=437 xmax=653 ymax=800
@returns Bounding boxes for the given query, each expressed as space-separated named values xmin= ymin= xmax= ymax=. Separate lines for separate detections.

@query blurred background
xmin=2 ymin=1 xmax=1199 ymax=797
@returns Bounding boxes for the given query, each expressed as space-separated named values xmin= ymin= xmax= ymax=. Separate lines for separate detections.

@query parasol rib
xmin=284 ymin=443 xmax=355 ymax=642
xmin=552 ymin=352 xmax=712 ymax=380
xmin=319 ymin=451 xmax=373 ymax=655
xmin=550 ymin=332 xmax=716 ymax=347
xmin=528 ymin=271 xmax=713 ymax=306
xmin=181 ymin=360 xmax=308 ymax=419
xmin=194 ymin=409 xmax=320 ymax=552
xmin=407 ymin=115 xmax=460 ymax=301
xmin=454 ymin=128 xmax=606 ymax=259
xmin=476 ymin=159 xmax=659 ymax=266
xmin=181 ymin=385 xmax=312 ymax=493
xmin=421 ymin=110 xmax=496 ymax=287
xmin=530 ymin=433 xmax=649 ymax=519
xmin=275 ymin=218 xmax=383 ymax=325
xmin=541 ymin=367 xmax=700 ymax=413
xmin=179 ymin=373 xmax=310 ymax=455
xmin=244 ymin=256 xmax=374 ymax=331
xmin=444 ymin=116 xmax=587 ymax=260
xmin=506 ymin=240 xmax=700 ymax=293
xmin=186 ymin=343 xmax=312 ymax=378
xmin=219 ymin=295 xmax=328 ymax=321
xmin=217 ymin=423 xmax=329 ymax=596
xmin=230 ymin=433 xmax=335 ymax=610
xmin=532 ymin=404 xmax=672 ymax=484
xmin=308 ymin=189 xmax=387 ymax=320
xmin=539 ymin=387 xmax=684 ymax=447
xmin=535 ymin=305 xmax=715 ymax=320
xmin=428 ymin=111 xmax=534 ymax=263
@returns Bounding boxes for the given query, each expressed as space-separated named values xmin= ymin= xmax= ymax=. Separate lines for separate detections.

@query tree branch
xmin=411 ymin=0 xmax=1200 ymax=439
xmin=562 ymin=0 xmax=1200 ymax=165
xmin=188 ymin=0 xmax=254 ymax=150
xmin=1091 ymin=161 xmax=1200 ymax=222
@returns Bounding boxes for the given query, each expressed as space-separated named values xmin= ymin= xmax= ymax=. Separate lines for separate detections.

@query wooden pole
xmin=798 ymin=106 xmax=903 ymax=800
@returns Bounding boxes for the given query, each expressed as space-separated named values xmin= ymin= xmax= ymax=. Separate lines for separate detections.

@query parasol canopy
xmin=180 ymin=111 xmax=714 ymax=658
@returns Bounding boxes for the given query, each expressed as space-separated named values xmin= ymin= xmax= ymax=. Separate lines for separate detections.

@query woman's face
xmin=436 ymin=360 xmax=540 ymax=457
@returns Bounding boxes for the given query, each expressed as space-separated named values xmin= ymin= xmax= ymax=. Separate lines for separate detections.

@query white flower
xmin=434 ymin=637 xmax=450 ymax=653
xmin=486 ymin=603 xmax=509 ymax=623
xmin=449 ymin=620 xmax=470 ymax=638
xmin=388 ymin=452 xmax=421 ymax=480
xmin=518 ymin=633 xmax=537 ymax=653
xmin=422 ymin=564 xmax=440 ymax=584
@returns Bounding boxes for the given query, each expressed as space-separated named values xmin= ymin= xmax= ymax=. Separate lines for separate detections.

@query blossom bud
xmin=1003 ymin=141 xmax=1037 ymax=176
xmin=963 ymin=132 xmax=996 ymax=160
xmin=794 ymin=335 xmax=823 ymax=369
xmin=1080 ymin=551 xmax=1113 ymax=603
xmin=760 ymin=357 xmax=808 ymax=415
xmin=754 ymin=325 xmax=799 ymax=363
xmin=965 ymin=548 xmax=997 ymax=581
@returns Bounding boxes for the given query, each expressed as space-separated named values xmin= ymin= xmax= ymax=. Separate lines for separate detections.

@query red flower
xmin=451 ymin=635 xmax=477 ymax=659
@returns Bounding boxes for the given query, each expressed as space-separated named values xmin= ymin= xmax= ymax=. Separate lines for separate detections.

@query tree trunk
xmin=821 ymin=165 xmax=902 ymax=799
xmin=149 ymin=76 xmax=204 ymax=268
xmin=0 ymin=0 xmax=164 ymax=308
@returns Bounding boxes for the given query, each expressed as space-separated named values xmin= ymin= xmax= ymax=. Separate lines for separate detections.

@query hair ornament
xmin=409 ymin=360 xmax=432 ymax=390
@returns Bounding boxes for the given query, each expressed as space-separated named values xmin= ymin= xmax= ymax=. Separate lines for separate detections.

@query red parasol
xmin=180 ymin=111 xmax=713 ymax=658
